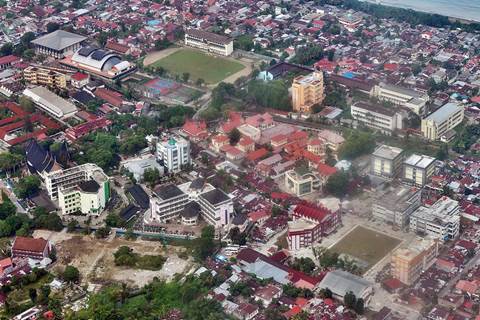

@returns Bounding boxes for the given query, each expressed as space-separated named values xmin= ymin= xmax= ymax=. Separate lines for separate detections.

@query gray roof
xmin=372 ymin=144 xmax=403 ymax=160
xmin=200 ymin=188 xmax=230 ymax=205
xmin=155 ymin=184 xmax=185 ymax=200
xmin=31 ymin=30 xmax=87 ymax=51
xmin=425 ymin=102 xmax=463 ymax=124
xmin=318 ymin=270 xmax=372 ymax=298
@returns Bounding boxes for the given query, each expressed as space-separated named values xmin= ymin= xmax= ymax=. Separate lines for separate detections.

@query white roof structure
xmin=372 ymin=145 xmax=403 ymax=160
xmin=404 ymin=154 xmax=436 ymax=169
xmin=31 ymin=30 xmax=86 ymax=51
xmin=425 ymin=102 xmax=463 ymax=124
xmin=23 ymin=86 xmax=77 ymax=119
xmin=318 ymin=270 xmax=373 ymax=299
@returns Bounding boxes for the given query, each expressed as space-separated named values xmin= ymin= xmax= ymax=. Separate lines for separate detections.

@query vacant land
xmin=330 ymin=225 xmax=401 ymax=269
xmin=151 ymin=48 xmax=245 ymax=84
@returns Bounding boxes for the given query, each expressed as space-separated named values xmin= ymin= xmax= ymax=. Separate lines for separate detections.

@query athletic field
xmin=151 ymin=49 xmax=245 ymax=84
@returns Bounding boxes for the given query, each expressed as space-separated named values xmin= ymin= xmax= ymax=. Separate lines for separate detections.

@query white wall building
xmin=371 ymin=145 xmax=404 ymax=178
xmin=403 ymin=154 xmax=436 ymax=186
xmin=185 ymin=29 xmax=234 ymax=56
xmin=156 ymin=136 xmax=191 ymax=173
xmin=351 ymin=101 xmax=403 ymax=134
xmin=421 ymin=102 xmax=464 ymax=141
xmin=371 ymin=83 xmax=429 ymax=115
xmin=23 ymin=86 xmax=78 ymax=119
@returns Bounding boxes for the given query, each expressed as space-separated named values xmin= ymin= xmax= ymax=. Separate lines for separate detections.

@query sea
xmin=364 ymin=0 xmax=480 ymax=22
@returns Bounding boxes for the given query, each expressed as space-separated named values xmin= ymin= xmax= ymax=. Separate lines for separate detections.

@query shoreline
xmin=362 ymin=0 xmax=480 ymax=24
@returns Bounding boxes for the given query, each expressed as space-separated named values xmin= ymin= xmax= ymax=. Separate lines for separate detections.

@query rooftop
xmin=31 ymin=30 xmax=87 ymax=51
xmin=200 ymin=188 xmax=230 ymax=205
xmin=404 ymin=154 xmax=436 ymax=169
xmin=425 ymin=102 xmax=463 ymax=124
xmin=154 ymin=184 xmax=185 ymax=201
xmin=318 ymin=270 xmax=372 ymax=298
xmin=372 ymin=144 xmax=403 ymax=160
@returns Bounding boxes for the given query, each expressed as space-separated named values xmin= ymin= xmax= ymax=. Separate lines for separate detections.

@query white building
xmin=156 ymin=136 xmax=191 ymax=173
xmin=371 ymin=83 xmax=429 ymax=115
xmin=31 ymin=30 xmax=86 ymax=58
xmin=410 ymin=197 xmax=460 ymax=241
xmin=185 ymin=29 xmax=234 ymax=56
xmin=351 ymin=101 xmax=403 ymax=134
xmin=23 ymin=86 xmax=78 ymax=119
xmin=148 ymin=184 xmax=190 ymax=223
xmin=403 ymin=154 xmax=436 ymax=186
xmin=421 ymin=102 xmax=464 ymax=141
xmin=371 ymin=145 xmax=404 ymax=178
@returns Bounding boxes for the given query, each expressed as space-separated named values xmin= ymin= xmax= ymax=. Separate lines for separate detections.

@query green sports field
xmin=151 ymin=49 xmax=245 ymax=84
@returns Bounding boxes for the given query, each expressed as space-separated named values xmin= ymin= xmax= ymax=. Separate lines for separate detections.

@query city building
xmin=371 ymin=83 xmax=429 ymax=115
xmin=421 ymin=102 xmax=464 ymax=141
xmin=392 ymin=237 xmax=439 ymax=285
xmin=338 ymin=12 xmax=363 ymax=32
xmin=185 ymin=29 xmax=233 ymax=56
xmin=197 ymin=188 xmax=233 ymax=227
xmin=371 ymin=145 xmax=404 ymax=178
xmin=287 ymin=219 xmax=323 ymax=251
xmin=351 ymin=101 xmax=404 ymax=134
xmin=61 ymin=46 xmax=135 ymax=80
xmin=156 ymin=135 xmax=191 ymax=173
xmin=31 ymin=30 xmax=87 ymax=58
xmin=403 ymin=154 xmax=436 ymax=186
xmin=23 ymin=86 xmax=78 ymax=119
xmin=23 ymin=66 xmax=68 ymax=89
xmin=11 ymin=236 xmax=51 ymax=260
xmin=292 ymin=71 xmax=325 ymax=113
xmin=58 ymin=173 xmax=110 ymax=216
xmin=317 ymin=270 xmax=374 ymax=305
xmin=285 ymin=166 xmax=320 ymax=197
xmin=120 ymin=155 xmax=164 ymax=182
xmin=372 ymin=185 xmax=422 ymax=228
xmin=409 ymin=197 xmax=461 ymax=241
xmin=148 ymin=184 xmax=189 ymax=223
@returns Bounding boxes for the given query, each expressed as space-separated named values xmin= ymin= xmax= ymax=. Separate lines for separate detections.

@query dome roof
xmin=72 ymin=46 xmax=123 ymax=72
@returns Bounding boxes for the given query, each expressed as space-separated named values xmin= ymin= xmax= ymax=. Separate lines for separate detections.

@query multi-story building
xmin=338 ymin=12 xmax=363 ymax=32
xmin=149 ymin=184 xmax=190 ymax=223
xmin=292 ymin=71 xmax=324 ymax=113
xmin=156 ymin=136 xmax=191 ymax=173
xmin=197 ymin=188 xmax=233 ymax=227
xmin=371 ymin=83 xmax=429 ymax=115
xmin=31 ymin=30 xmax=87 ymax=58
xmin=421 ymin=102 xmax=464 ymax=141
xmin=23 ymin=66 xmax=67 ymax=89
xmin=410 ymin=197 xmax=460 ymax=241
xmin=392 ymin=237 xmax=439 ymax=285
xmin=184 ymin=29 xmax=234 ymax=56
xmin=372 ymin=185 xmax=422 ymax=228
xmin=403 ymin=154 xmax=436 ymax=186
xmin=351 ymin=101 xmax=403 ymax=134
xmin=285 ymin=166 xmax=320 ymax=197
xmin=371 ymin=145 xmax=404 ymax=178
xmin=58 ymin=169 xmax=110 ymax=216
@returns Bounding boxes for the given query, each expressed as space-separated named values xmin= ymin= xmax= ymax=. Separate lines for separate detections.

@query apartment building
xmin=371 ymin=83 xmax=429 ymax=115
xmin=156 ymin=136 xmax=191 ymax=173
xmin=421 ymin=102 xmax=464 ymax=141
xmin=197 ymin=188 xmax=233 ymax=227
xmin=371 ymin=145 xmax=404 ymax=178
xmin=403 ymin=154 xmax=436 ymax=186
xmin=351 ymin=101 xmax=403 ymax=134
xmin=392 ymin=237 xmax=439 ymax=285
xmin=410 ymin=197 xmax=460 ymax=241
xmin=149 ymin=184 xmax=190 ymax=223
xmin=184 ymin=29 xmax=233 ymax=56
xmin=372 ymin=185 xmax=422 ymax=228
xmin=23 ymin=66 xmax=67 ymax=89
xmin=292 ymin=71 xmax=325 ymax=113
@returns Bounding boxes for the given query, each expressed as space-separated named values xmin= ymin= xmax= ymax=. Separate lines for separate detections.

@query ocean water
xmin=365 ymin=0 xmax=480 ymax=22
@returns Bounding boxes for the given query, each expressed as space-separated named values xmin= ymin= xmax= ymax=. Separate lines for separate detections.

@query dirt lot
xmin=33 ymin=230 xmax=194 ymax=288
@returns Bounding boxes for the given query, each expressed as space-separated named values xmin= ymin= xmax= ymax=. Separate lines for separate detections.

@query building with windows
xmin=198 ymin=188 xmax=233 ymax=227
xmin=185 ymin=29 xmax=234 ymax=56
xmin=371 ymin=145 xmax=404 ymax=178
xmin=409 ymin=197 xmax=460 ymax=241
xmin=392 ymin=237 xmax=439 ymax=285
xmin=351 ymin=101 xmax=403 ymax=134
xmin=285 ymin=166 xmax=320 ymax=197
xmin=292 ymin=71 xmax=325 ymax=113
xmin=372 ymin=185 xmax=422 ymax=228
xmin=371 ymin=83 xmax=429 ymax=115
xmin=23 ymin=86 xmax=78 ymax=119
xmin=338 ymin=12 xmax=363 ymax=32
xmin=148 ymin=184 xmax=190 ymax=223
xmin=156 ymin=135 xmax=191 ymax=173
xmin=403 ymin=154 xmax=436 ymax=186
xmin=23 ymin=66 xmax=68 ymax=89
xmin=31 ymin=30 xmax=87 ymax=58
xmin=421 ymin=102 xmax=464 ymax=141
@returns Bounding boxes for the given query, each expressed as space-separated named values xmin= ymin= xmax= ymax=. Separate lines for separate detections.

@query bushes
xmin=113 ymin=246 xmax=166 ymax=270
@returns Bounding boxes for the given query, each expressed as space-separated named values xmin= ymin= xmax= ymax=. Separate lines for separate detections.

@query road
xmin=0 ymin=179 xmax=27 ymax=215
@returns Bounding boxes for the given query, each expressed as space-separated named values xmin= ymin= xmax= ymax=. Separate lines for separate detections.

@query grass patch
xmin=151 ymin=49 xmax=245 ymax=84
xmin=330 ymin=226 xmax=401 ymax=269
xmin=114 ymin=246 xmax=166 ymax=271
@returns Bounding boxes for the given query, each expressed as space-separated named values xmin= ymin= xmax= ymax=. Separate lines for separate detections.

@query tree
xmin=105 ymin=213 xmax=122 ymax=228
xmin=20 ymin=32 xmax=36 ymax=46
xmin=14 ymin=175 xmax=41 ymax=199
xmin=355 ymin=298 xmax=365 ymax=314
xmin=0 ymin=43 xmax=13 ymax=56
xmin=19 ymin=96 xmax=35 ymax=112
xmin=63 ymin=265 xmax=80 ymax=283
xmin=339 ymin=131 xmax=375 ymax=160
xmin=0 ymin=153 xmax=23 ymax=172
xmin=228 ymin=128 xmax=241 ymax=145
xmin=143 ymin=168 xmax=161 ymax=185
xmin=325 ymin=171 xmax=350 ymax=198
xmin=28 ymin=288 xmax=37 ymax=303
xmin=95 ymin=226 xmax=111 ymax=239
xmin=344 ymin=291 xmax=356 ymax=309
xmin=67 ymin=220 xmax=78 ymax=232
xmin=46 ymin=22 xmax=60 ymax=33
xmin=196 ymin=78 xmax=205 ymax=87
xmin=182 ymin=72 xmax=190 ymax=83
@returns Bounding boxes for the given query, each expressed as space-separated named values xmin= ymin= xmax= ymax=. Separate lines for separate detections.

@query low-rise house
xmin=254 ymin=284 xmax=282 ymax=306
xmin=12 ymin=237 xmax=51 ymax=260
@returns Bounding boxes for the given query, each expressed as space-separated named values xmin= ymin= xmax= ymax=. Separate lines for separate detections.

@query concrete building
xmin=292 ymin=71 xmax=324 ymax=113
xmin=371 ymin=145 xmax=404 ymax=178
xmin=58 ymin=169 xmax=110 ymax=216
xmin=285 ymin=166 xmax=320 ymax=197
xmin=392 ymin=237 xmax=439 ymax=285
xmin=421 ymin=102 xmax=464 ymax=141
xmin=156 ymin=135 xmax=191 ymax=173
xmin=410 ymin=197 xmax=460 ymax=241
xmin=403 ymin=154 xmax=436 ymax=186
xmin=372 ymin=185 xmax=422 ymax=228
xmin=149 ymin=184 xmax=190 ymax=223
xmin=197 ymin=188 xmax=233 ymax=227
xmin=23 ymin=86 xmax=77 ymax=119
xmin=120 ymin=155 xmax=164 ymax=182
xmin=31 ymin=30 xmax=86 ymax=58
xmin=338 ymin=12 xmax=363 ymax=32
xmin=185 ymin=29 xmax=234 ymax=56
xmin=317 ymin=270 xmax=374 ymax=305
xmin=287 ymin=218 xmax=323 ymax=251
xmin=371 ymin=83 xmax=429 ymax=115
xmin=351 ymin=101 xmax=403 ymax=134
xmin=23 ymin=66 xmax=67 ymax=89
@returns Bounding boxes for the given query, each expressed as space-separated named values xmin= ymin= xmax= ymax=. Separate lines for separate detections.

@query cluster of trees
xmin=192 ymin=226 xmax=217 ymax=261
xmin=14 ymin=175 xmax=41 ymax=199
xmin=229 ymin=281 xmax=252 ymax=297
xmin=246 ymin=80 xmax=291 ymax=111
xmin=289 ymin=257 xmax=317 ymax=275
xmin=0 ymin=31 xmax=37 ymax=60
xmin=452 ymin=124 xmax=480 ymax=154
xmin=114 ymin=246 xmax=166 ymax=270
xmin=201 ymin=82 xmax=237 ymax=120
xmin=282 ymin=284 xmax=314 ymax=299
xmin=228 ymin=226 xmax=247 ymax=245
xmin=0 ymin=153 xmax=23 ymax=173
xmin=325 ymin=171 xmax=350 ymax=198
xmin=344 ymin=291 xmax=365 ymax=315
xmin=313 ymin=247 xmax=362 ymax=275
xmin=338 ymin=131 xmax=375 ymax=160
xmin=290 ymin=44 xmax=324 ymax=66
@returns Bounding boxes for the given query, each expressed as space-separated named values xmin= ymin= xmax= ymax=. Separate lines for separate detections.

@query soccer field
xmin=151 ymin=49 xmax=245 ymax=84
xmin=330 ymin=225 xmax=402 ymax=269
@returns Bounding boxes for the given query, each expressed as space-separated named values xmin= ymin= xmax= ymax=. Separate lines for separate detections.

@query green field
xmin=330 ymin=225 xmax=401 ymax=269
xmin=151 ymin=49 xmax=245 ymax=84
